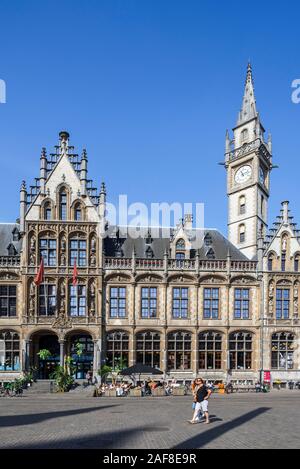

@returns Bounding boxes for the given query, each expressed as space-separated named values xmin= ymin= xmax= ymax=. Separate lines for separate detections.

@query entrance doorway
xmin=68 ymin=334 xmax=94 ymax=379
xmin=31 ymin=333 xmax=60 ymax=379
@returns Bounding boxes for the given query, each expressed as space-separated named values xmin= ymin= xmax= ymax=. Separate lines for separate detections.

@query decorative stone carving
xmin=30 ymin=236 xmax=36 ymax=252
xmin=269 ymin=282 xmax=274 ymax=297
xmin=61 ymin=236 xmax=66 ymax=252
xmin=282 ymin=236 xmax=288 ymax=252
xmin=61 ymin=253 xmax=66 ymax=266
xmin=294 ymin=299 xmax=298 ymax=313
xmin=268 ymin=299 xmax=274 ymax=316
xmin=52 ymin=312 xmax=72 ymax=330
xmin=91 ymin=237 xmax=96 ymax=252
xmin=29 ymin=253 xmax=36 ymax=266
xmin=90 ymin=253 xmax=96 ymax=267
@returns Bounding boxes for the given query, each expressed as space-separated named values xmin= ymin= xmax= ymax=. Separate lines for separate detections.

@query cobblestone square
xmin=0 ymin=392 xmax=299 ymax=449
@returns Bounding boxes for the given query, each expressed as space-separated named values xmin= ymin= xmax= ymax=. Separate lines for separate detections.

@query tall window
xmin=261 ymin=196 xmax=264 ymax=216
xmin=110 ymin=287 xmax=126 ymax=318
xmin=70 ymin=285 xmax=86 ymax=316
xmin=0 ymin=331 xmax=20 ymax=371
xmin=44 ymin=203 xmax=52 ymax=221
xmin=229 ymin=332 xmax=252 ymax=370
xmin=294 ymin=255 xmax=300 ymax=272
xmin=0 ymin=286 xmax=17 ymax=317
xmin=203 ymin=288 xmax=219 ymax=319
xmin=234 ymin=289 xmax=250 ymax=319
xmin=239 ymin=196 xmax=246 ymax=215
xmin=176 ymin=239 xmax=185 ymax=261
xmin=281 ymin=253 xmax=286 ymax=272
xmin=39 ymin=284 xmax=57 ymax=316
xmin=268 ymin=255 xmax=274 ymax=271
xmin=59 ymin=190 xmax=67 ymax=220
xmin=271 ymin=333 xmax=294 ymax=370
xmin=172 ymin=288 xmax=188 ymax=319
xmin=167 ymin=331 xmax=192 ymax=371
xmin=74 ymin=203 xmax=82 ymax=221
xmin=276 ymin=289 xmax=290 ymax=319
xmin=40 ymin=238 xmax=57 ymax=266
xmin=141 ymin=287 xmax=157 ymax=318
xmin=199 ymin=332 xmax=222 ymax=370
xmin=239 ymin=225 xmax=245 ymax=244
xmin=136 ymin=331 xmax=160 ymax=368
xmin=106 ymin=331 xmax=129 ymax=368
xmin=241 ymin=128 xmax=248 ymax=143
xmin=70 ymin=238 xmax=87 ymax=266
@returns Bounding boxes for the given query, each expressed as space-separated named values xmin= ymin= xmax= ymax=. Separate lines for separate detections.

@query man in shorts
xmin=190 ymin=378 xmax=212 ymax=424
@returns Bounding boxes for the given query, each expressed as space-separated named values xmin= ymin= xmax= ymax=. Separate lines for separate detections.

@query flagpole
xmin=43 ymin=259 xmax=48 ymax=317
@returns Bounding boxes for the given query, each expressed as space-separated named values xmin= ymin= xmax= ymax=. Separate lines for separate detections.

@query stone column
xmin=193 ymin=328 xmax=199 ymax=379
xmin=59 ymin=341 xmax=65 ymax=367
xmin=25 ymin=340 xmax=31 ymax=371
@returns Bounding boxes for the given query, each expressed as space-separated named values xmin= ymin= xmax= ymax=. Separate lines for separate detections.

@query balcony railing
xmin=0 ymin=256 xmax=21 ymax=267
xmin=104 ymin=257 xmax=257 ymax=273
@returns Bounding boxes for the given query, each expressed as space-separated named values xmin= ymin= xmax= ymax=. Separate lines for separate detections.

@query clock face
xmin=235 ymin=165 xmax=252 ymax=184
xmin=259 ymin=167 xmax=265 ymax=185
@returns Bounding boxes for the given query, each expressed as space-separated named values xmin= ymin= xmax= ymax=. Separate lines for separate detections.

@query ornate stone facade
xmin=1 ymin=67 xmax=300 ymax=386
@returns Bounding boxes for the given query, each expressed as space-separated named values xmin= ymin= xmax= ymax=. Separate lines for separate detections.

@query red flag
xmin=34 ymin=258 xmax=44 ymax=286
xmin=72 ymin=259 xmax=78 ymax=286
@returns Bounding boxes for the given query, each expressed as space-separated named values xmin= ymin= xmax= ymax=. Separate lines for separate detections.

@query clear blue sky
xmin=1 ymin=0 xmax=300 ymax=235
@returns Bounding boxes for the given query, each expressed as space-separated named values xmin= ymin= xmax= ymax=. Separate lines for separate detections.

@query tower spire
xmin=237 ymin=62 xmax=257 ymax=126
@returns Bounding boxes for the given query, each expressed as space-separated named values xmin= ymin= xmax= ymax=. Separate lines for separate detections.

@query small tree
xmin=37 ymin=349 xmax=51 ymax=361
xmin=98 ymin=365 xmax=112 ymax=383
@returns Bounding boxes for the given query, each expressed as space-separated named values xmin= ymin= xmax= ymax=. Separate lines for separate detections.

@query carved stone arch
xmin=64 ymin=328 xmax=97 ymax=341
xmin=276 ymin=279 xmax=293 ymax=286
xmin=69 ymin=229 xmax=87 ymax=238
xmin=135 ymin=329 xmax=162 ymax=337
xmin=26 ymin=328 xmax=59 ymax=341
xmin=230 ymin=275 xmax=257 ymax=285
xmin=168 ymin=274 xmax=195 ymax=284
xmin=0 ymin=327 xmax=21 ymax=336
xmin=105 ymin=273 xmax=132 ymax=283
xmin=135 ymin=273 xmax=163 ymax=283
xmin=200 ymin=274 xmax=226 ymax=285
xmin=166 ymin=328 xmax=194 ymax=336
xmin=229 ymin=329 xmax=256 ymax=337
xmin=0 ymin=271 xmax=19 ymax=280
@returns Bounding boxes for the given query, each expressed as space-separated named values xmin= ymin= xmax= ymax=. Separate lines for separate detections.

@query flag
xmin=72 ymin=259 xmax=78 ymax=286
xmin=34 ymin=258 xmax=44 ymax=286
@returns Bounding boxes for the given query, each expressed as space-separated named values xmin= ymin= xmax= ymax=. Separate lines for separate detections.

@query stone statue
xmin=91 ymin=237 xmax=96 ymax=252
xmin=90 ymin=254 xmax=96 ymax=267
xmin=30 ymin=282 xmax=35 ymax=297
xmin=30 ymin=253 xmax=35 ymax=266
xmin=269 ymin=298 xmax=274 ymax=313
xmin=269 ymin=283 xmax=274 ymax=296
xmin=61 ymin=237 xmax=66 ymax=251
xmin=30 ymin=237 xmax=36 ymax=252
xmin=294 ymin=299 xmax=298 ymax=313
xmin=61 ymin=254 xmax=66 ymax=266
xmin=282 ymin=237 xmax=287 ymax=252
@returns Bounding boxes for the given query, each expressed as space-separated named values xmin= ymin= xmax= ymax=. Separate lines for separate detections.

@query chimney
xmin=80 ymin=149 xmax=88 ymax=196
xmin=282 ymin=201 xmax=289 ymax=225
xmin=184 ymin=214 xmax=193 ymax=231
xmin=20 ymin=181 xmax=27 ymax=234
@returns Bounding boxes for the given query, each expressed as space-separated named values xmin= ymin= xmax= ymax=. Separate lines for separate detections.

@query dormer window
xmin=206 ymin=248 xmax=215 ymax=260
xmin=204 ymin=234 xmax=213 ymax=247
xmin=295 ymin=255 xmax=300 ymax=272
xmin=145 ymin=247 xmax=154 ymax=259
xmin=12 ymin=228 xmax=20 ymax=242
xmin=145 ymin=230 xmax=153 ymax=245
xmin=7 ymin=244 xmax=17 ymax=256
xmin=176 ymin=239 xmax=185 ymax=260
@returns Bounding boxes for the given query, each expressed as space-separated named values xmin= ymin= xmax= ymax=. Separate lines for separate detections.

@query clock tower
xmin=225 ymin=63 xmax=273 ymax=260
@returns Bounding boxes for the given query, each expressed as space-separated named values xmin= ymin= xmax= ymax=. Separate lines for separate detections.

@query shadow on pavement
xmin=0 ymin=405 xmax=119 ymax=428
xmin=173 ymin=407 xmax=271 ymax=449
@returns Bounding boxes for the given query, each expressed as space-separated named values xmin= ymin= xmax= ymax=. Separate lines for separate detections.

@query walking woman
xmin=190 ymin=378 xmax=212 ymax=424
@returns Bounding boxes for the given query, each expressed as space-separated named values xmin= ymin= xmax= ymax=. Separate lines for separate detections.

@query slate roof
xmin=104 ymin=227 xmax=248 ymax=261
xmin=0 ymin=224 xmax=22 ymax=257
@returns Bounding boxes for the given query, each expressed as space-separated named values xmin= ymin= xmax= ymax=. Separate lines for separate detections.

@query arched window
xmin=294 ymin=255 xmax=300 ymax=272
xmin=241 ymin=128 xmax=248 ymax=143
xmin=229 ymin=332 xmax=253 ymax=370
xmin=44 ymin=202 xmax=52 ymax=221
xmin=239 ymin=196 xmax=246 ymax=215
xmin=136 ymin=331 xmax=160 ymax=368
xmin=268 ymin=254 xmax=274 ymax=271
xmin=0 ymin=331 xmax=20 ymax=371
xmin=70 ymin=334 xmax=94 ymax=379
xmin=271 ymin=333 xmax=294 ymax=370
xmin=106 ymin=331 xmax=129 ymax=369
xmin=176 ymin=239 xmax=185 ymax=260
xmin=199 ymin=332 xmax=222 ymax=370
xmin=239 ymin=225 xmax=246 ymax=244
xmin=167 ymin=331 xmax=192 ymax=371
xmin=59 ymin=189 xmax=67 ymax=221
xmin=74 ymin=203 xmax=82 ymax=221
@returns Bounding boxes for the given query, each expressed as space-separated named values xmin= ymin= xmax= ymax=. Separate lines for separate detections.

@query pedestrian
xmin=86 ymin=370 xmax=93 ymax=386
xmin=190 ymin=378 xmax=212 ymax=425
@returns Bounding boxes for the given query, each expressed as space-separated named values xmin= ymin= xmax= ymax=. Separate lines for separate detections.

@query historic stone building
xmin=0 ymin=64 xmax=299 ymax=387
